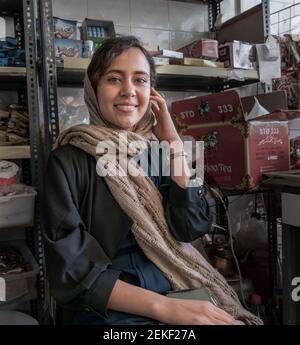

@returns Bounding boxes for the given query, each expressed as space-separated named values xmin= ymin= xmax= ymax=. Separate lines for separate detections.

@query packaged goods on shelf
xmin=55 ymin=38 xmax=82 ymax=59
xmin=81 ymin=18 xmax=115 ymax=43
xmin=177 ymin=39 xmax=219 ymax=60
xmin=0 ymin=105 xmax=29 ymax=146
xmin=290 ymin=136 xmax=300 ymax=168
xmin=0 ymin=161 xmax=19 ymax=186
xmin=0 ymin=37 xmax=25 ymax=67
xmin=171 ymin=90 xmax=294 ymax=190
xmin=153 ymin=57 xmax=169 ymax=66
xmin=169 ymin=57 xmax=224 ymax=68
xmin=218 ymin=40 xmax=255 ymax=69
xmin=82 ymin=40 xmax=94 ymax=58
xmin=0 ymin=241 xmax=39 ymax=302
xmin=0 ymin=184 xmax=37 ymax=228
xmin=53 ymin=17 xmax=77 ymax=40
xmin=155 ymin=49 xmax=183 ymax=59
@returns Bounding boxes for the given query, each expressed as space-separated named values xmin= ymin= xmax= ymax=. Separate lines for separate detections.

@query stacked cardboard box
xmin=171 ymin=91 xmax=292 ymax=190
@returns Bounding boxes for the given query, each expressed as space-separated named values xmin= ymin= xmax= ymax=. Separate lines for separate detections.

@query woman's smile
xmin=114 ymin=103 xmax=139 ymax=113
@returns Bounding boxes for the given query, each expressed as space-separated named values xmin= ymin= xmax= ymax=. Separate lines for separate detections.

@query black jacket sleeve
xmin=42 ymin=148 xmax=120 ymax=318
xmin=159 ymin=177 xmax=212 ymax=243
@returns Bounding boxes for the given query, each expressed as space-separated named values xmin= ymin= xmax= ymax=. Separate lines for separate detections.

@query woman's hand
xmin=150 ymin=88 xmax=181 ymax=144
xmin=154 ymin=296 xmax=237 ymax=325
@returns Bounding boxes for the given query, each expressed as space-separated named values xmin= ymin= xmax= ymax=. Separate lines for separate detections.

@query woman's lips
xmin=114 ymin=104 xmax=138 ymax=112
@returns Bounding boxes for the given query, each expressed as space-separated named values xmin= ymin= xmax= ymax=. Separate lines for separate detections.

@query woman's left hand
xmin=150 ymin=88 xmax=181 ymax=144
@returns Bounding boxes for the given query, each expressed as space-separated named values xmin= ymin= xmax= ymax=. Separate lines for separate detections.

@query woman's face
xmin=97 ymin=47 xmax=151 ymax=130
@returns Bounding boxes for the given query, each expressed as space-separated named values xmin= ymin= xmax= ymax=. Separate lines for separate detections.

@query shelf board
xmin=155 ymin=65 xmax=259 ymax=91
xmin=57 ymin=58 xmax=260 ymax=91
xmin=0 ymin=67 xmax=27 ymax=89
xmin=0 ymin=146 xmax=30 ymax=160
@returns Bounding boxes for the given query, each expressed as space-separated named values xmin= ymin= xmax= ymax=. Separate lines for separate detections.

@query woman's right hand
xmin=154 ymin=296 xmax=237 ymax=325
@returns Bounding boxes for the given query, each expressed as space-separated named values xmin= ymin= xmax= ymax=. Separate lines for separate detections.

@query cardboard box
xmin=177 ymin=39 xmax=219 ymax=60
xmin=218 ymin=41 xmax=255 ymax=69
xmin=81 ymin=18 xmax=115 ymax=41
xmin=171 ymin=90 xmax=290 ymax=190
xmin=241 ymin=90 xmax=287 ymax=116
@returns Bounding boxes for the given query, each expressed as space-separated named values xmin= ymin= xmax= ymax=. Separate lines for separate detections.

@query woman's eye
xmin=107 ymin=77 xmax=121 ymax=83
xmin=135 ymin=78 xmax=148 ymax=84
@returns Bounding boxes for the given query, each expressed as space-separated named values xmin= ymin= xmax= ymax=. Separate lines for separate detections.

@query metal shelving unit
xmin=0 ymin=0 xmax=46 ymax=324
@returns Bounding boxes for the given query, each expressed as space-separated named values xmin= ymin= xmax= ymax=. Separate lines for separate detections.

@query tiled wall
xmin=52 ymin=0 xmax=209 ymax=50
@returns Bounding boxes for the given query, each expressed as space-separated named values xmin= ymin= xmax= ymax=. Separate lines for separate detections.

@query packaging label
xmin=182 ymin=125 xmax=246 ymax=188
xmin=172 ymin=90 xmax=242 ymax=127
xmin=249 ymin=122 xmax=289 ymax=185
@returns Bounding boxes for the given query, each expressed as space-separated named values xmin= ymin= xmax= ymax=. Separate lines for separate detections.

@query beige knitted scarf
xmin=55 ymin=74 xmax=262 ymax=325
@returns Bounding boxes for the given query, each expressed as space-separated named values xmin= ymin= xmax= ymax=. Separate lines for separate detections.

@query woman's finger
xmin=150 ymin=95 xmax=168 ymax=110
xmin=211 ymin=308 xmax=236 ymax=325
xmin=150 ymin=101 xmax=160 ymax=114
xmin=151 ymin=87 xmax=162 ymax=96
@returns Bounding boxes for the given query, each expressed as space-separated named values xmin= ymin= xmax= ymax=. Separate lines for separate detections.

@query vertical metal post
xmin=267 ymin=190 xmax=278 ymax=296
xmin=23 ymin=0 xmax=45 ymax=324
xmin=36 ymin=0 xmax=59 ymax=324
xmin=262 ymin=0 xmax=271 ymax=38
xmin=38 ymin=0 xmax=59 ymax=159
xmin=235 ymin=0 xmax=241 ymax=16
xmin=14 ymin=13 xmax=24 ymax=50
xmin=208 ymin=0 xmax=221 ymax=32
xmin=262 ymin=0 xmax=272 ymax=92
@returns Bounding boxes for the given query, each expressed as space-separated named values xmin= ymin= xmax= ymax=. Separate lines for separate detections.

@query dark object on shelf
xmin=0 ymin=247 xmax=29 ymax=275
xmin=0 ymin=241 xmax=39 ymax=303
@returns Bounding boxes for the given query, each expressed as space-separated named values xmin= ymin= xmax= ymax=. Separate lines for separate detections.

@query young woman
xmin=42 ymin=36 xmax=261 ymax=325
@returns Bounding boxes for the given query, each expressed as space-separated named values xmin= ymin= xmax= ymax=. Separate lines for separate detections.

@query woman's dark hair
xmin=87 ymin=36 xmax=156 ymax=92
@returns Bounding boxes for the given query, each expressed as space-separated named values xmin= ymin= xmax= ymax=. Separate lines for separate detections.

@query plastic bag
xmin=235 ymin=210 xmax=268 ymax=259
xmin=58 ymin=89 xmax=89 ymax=131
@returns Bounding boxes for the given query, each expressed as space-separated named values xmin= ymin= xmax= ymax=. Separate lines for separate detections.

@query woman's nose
xmin=120 ymin=80 xmax=136 ymax=97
